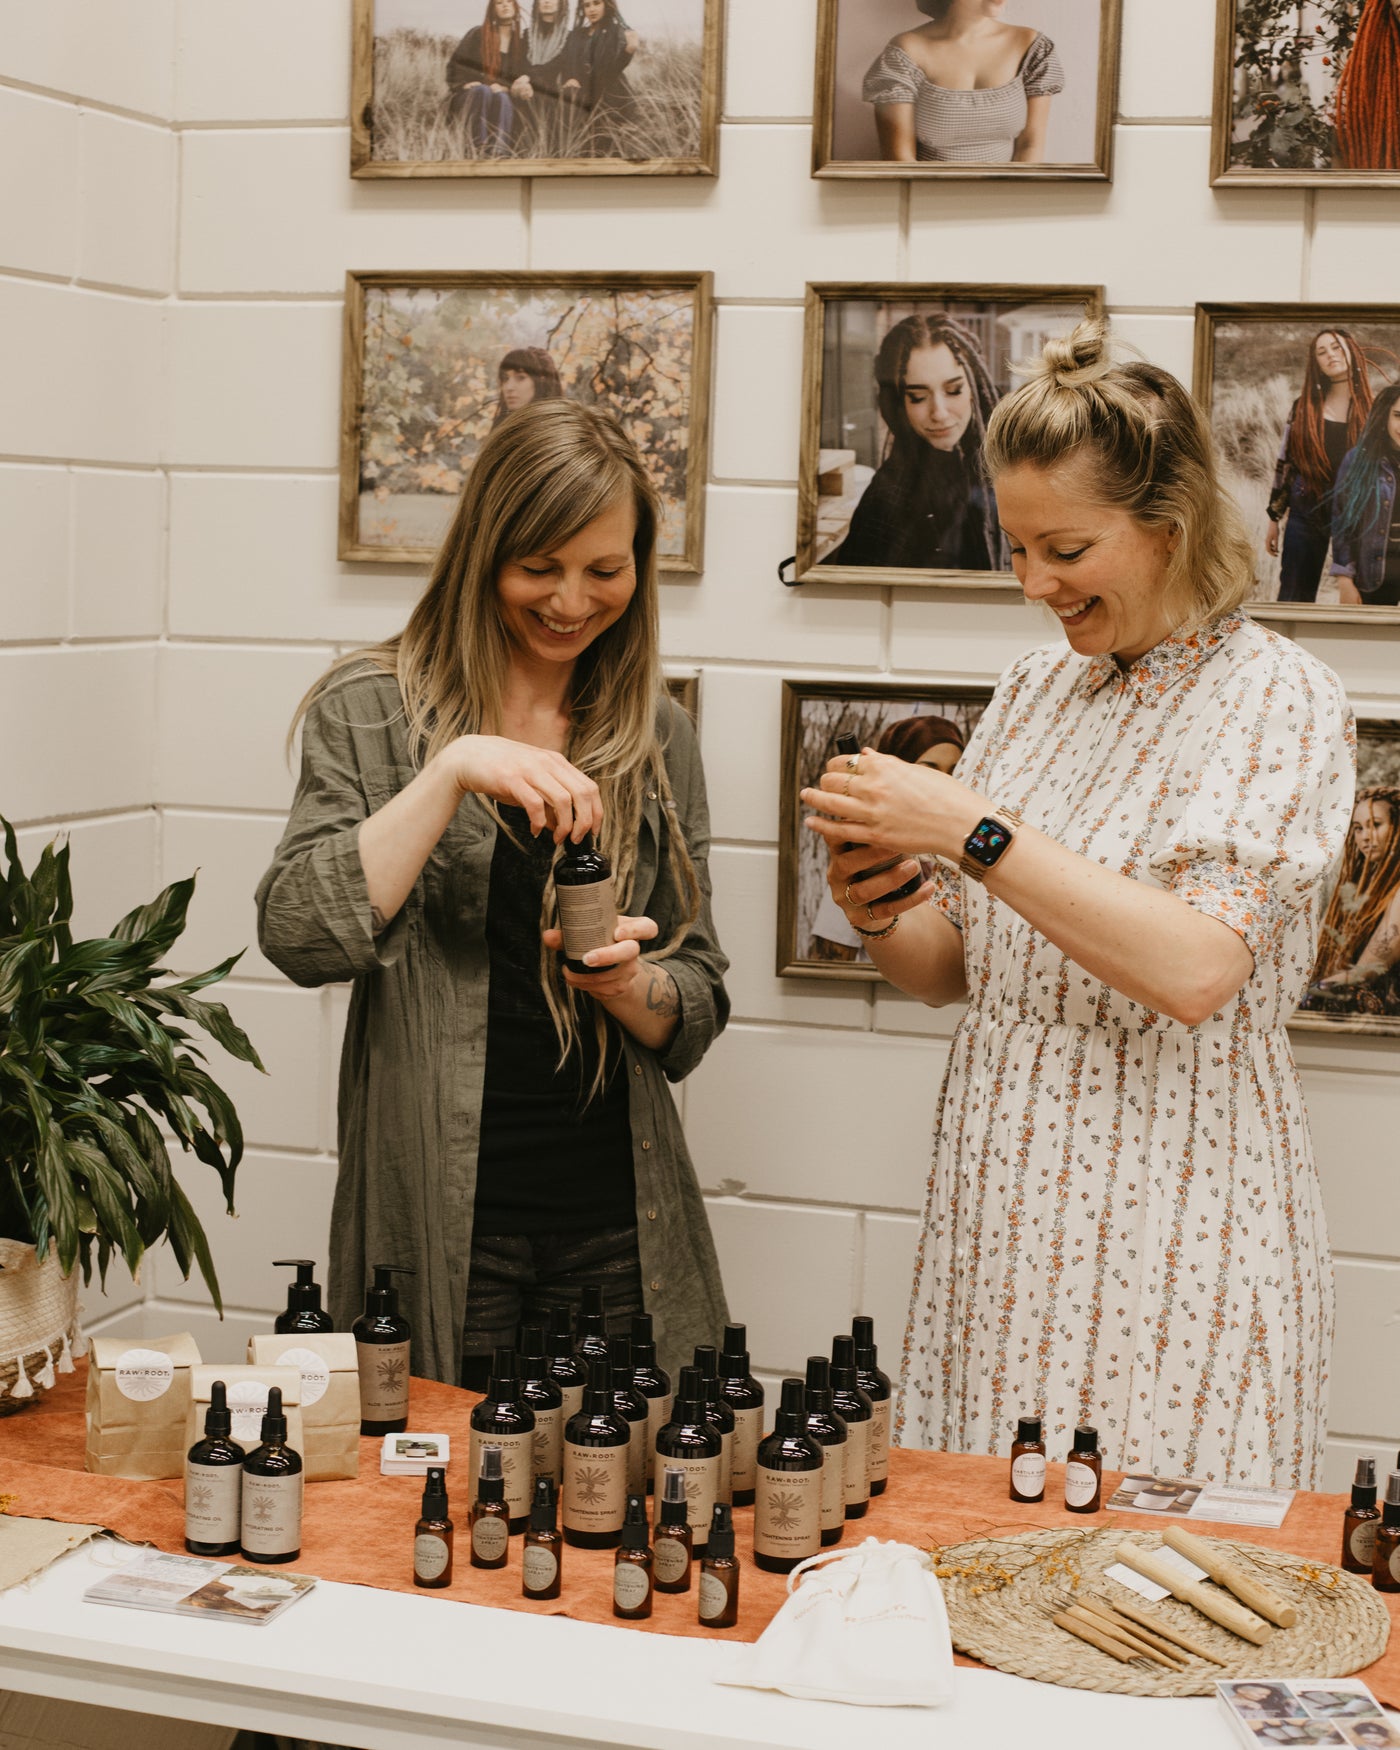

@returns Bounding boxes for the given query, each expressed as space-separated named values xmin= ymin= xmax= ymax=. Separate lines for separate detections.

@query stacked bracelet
xmin=851 ymin=913 xmax=900 ymax=941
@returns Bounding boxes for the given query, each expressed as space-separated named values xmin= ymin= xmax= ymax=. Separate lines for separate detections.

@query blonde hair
xmin=294 ymin=399 xmax=700 ymax=1072
xmin=982 ymin=319 xmax=1257 ymax=630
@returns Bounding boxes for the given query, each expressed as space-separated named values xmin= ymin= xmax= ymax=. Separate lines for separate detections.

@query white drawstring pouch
xmin=718 ymin=1537 xmax=955 ymax=1708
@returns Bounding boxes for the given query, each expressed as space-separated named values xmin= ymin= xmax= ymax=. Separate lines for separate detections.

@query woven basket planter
xmin=0 ymin=1238 xmax=81 ymax=1414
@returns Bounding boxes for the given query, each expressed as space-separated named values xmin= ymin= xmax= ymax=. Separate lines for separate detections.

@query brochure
xmin=84 ymin=1551 xmax=317 ymax=1626
xmin=1217 ymin=1678 xmax=1395 ymax=1748
xmin=1106 ymin=1473 xmax=1295 ymax=1529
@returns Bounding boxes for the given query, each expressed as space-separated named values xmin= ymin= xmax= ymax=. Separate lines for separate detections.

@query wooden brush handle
xmin=1160 ymin=1525 xmax=1298 ymax=1628
xmin=1074 ymin=1598 xmax=1187 ymax=1668
xmin=1114 ymin=1542 xmax=1273 ymax=1645
xmin=1053 ymin=1610 xmax=1140 ymax=1663
xmin=1100 ymin=1596 xmax=1233 ymax=1666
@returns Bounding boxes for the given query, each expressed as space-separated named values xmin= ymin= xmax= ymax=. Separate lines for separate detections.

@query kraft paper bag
xmin=246 ymin=1332 xmax=361 ymax=1481
xmin=84 ymin=1333 xmax=201 ymax=1480
xmin=185 ymin=1364 xmax=304 ymax=1461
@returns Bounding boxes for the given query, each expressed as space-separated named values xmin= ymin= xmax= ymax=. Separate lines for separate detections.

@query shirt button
xmin=647 ymin=1208 xmax=657 ymax=1221
xmin=647 ymin=790 xmax=657 ymax=800
xmin=650 ymin=1279 xmax=661 ymax=1292
xmin=641 ymin=1139 xmax=651 ymax=1150
xmin=633 ymin=1064 xmax=642 ymax=1076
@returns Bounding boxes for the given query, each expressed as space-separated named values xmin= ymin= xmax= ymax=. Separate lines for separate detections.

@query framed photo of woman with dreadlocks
xmin=1295 ymin=717 xmax=1400 ymax=1034
xmin=1212 ymin=0 xmax=1400 ymax=184
xmin=794 ymin=283 xmax=1103 ymax=588
xmin=1195 ymin=304 xmax=1400 ymax=624
xmin=350 ymin=0 xmax=724 ymax=178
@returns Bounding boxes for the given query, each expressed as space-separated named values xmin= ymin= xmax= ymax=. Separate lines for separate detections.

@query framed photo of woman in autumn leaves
xmin=338 ymin=270 xmax=712 ymax=568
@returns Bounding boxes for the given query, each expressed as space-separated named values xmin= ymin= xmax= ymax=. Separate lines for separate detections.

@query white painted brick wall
xmin=4 ymin=0 xmax=1399 ymax=1490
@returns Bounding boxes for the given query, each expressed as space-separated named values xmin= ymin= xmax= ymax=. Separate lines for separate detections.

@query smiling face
xmin=901 ymin=343 xmax=974 ymax=452
xmin=1314 ymin=330 xmax=1350 ymax=383
xmin=495 ymin=496 xmax=638 ymax=677
xmin=995 ymin=461 xmax=1178 ymax=663
xmin=1352 ymin=796 xmax=1396 ymax=861
xmin=499 ymin=368 xmax=537 ymax=413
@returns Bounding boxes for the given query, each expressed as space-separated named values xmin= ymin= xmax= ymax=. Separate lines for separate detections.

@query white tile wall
xmin=174 ymin=0 xmax=350 ymax=124
xmin=0 ymin=87 xmax=79 ymax=277
xmin=0 ymin=465 xmax=71 ymax=642
xmin=705 ymin=1197 xmax=859 ymax=1373
xmin=78 ymin=110 xmax=174 ymax=295
xmin=0 ymin=645 xmax=156 ymax=820
xmin=71 ymin=468 xmax=165 ymax=638
xmin=2 ymin=0 xmax=176 ymax=120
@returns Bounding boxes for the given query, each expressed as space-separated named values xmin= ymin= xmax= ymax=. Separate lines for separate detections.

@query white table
xmin=0 ymin=1542 xmax=1334 ymax=1750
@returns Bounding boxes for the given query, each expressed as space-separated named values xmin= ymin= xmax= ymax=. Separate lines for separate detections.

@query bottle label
xmin=185 ymin=1460 xmax=241 ymax=1543
xmin=653 ymin=1451 xmax=719 ymax=1548
xmin=469 ymin=1425 xmax=535 ymax=1522
xmin=357 ymin=1339 xmax=411 ymax=1422
xmin=1065 ymin=1460 xmax=1099 ymax=1508
xmin=718 ymin=1428 xmax=733 ymax=1501
xmin=819 ymin=1441 xmax=846 ymax=1533
xmin=1390 ymin=1544 xmax=1400 ymax=1584
xmin=115 ymin=1348 xmax=174 ymax=1402
xmin=471 ymin=1514 xmax=509 ymax=1562
xmin=562 ymin=1440 xmax=628 ymax=1535
xmin=729 ymin=1405 xmax=762 ymax=1493
xmin=556 ymin=877 xmax=617 ymax=961
xmin=653 ymin=1533 xmax=691 ymax=1585
xmin=274 ymin=1345 xmax=330 ymax=1409
xmin=414 ymin=1532 xmax=450 ymax=1580
xmin=867 ymin=1397 xmax=891 ymax=1484
xmin=646 ymin=1393 xmax=674 ymax=1484
xmin=1351 ymin=1520 xmax=1379 ymax=1567
xmin=698 ymin=1571 xmax=730 ymax=1622
xmin=240 ymin=1470 xmax=303 ymax=1555
xmin=227 ymin=1381 xmax=274 ymax=1447
xmin=531 ymin=1405 xmax=563 ymax=1486
xmin=613 ymin=1562 xmax=651 ymax=1611
xmin=626 ymin=1414 xmax=649 ymax=1496
xmin=523 ymin=1543 xmax=559 ymax=1593
xmin=1012 ymin=1452 xmax=1047 ymax=1496
xmin=842 ymin=1418 xmax=870 ymax=1507
xmin=754 ymin=1463 xmax=821 ymax=1561
xmin=558 ymin=1382 xmax=585 ymax=1425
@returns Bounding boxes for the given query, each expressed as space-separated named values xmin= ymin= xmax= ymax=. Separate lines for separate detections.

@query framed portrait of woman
xmin=1195 ymin=303 xmax=1400 ymax=625
xmin=795 ymin=282 xmax=1103 ymax=588
xmin=349 ymin=0 xmax=723 ymax=178
xmin=1212 ymin=0 xmax=1400 ymax=185
xmin=338 ymin=269 xmax=712 ymax=568
xmin=811 ymin=0 xmax=1121 ymax=180
xmin=777 ymin=680 xmax=992 ymax=979
xmin=1294 ymin=716 xmax=1400 ymax=1035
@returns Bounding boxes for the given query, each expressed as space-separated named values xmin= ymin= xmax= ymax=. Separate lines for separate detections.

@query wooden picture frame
xmin=1195 ymin=303 xmax=1400 ymax=625
xmin=777 ymin=679 xmax=993 ymax=980
xmin=811 ymin=0 xmax=1121 ymax=181
xmin=665 ymin=669 xmax=700 ymax=725
xmin=339 ymin=269 xmax=713 ymax=570
xmin=1211 ymin=0 xmax=1400 ymax=187
xmin=795 ymin=282 xmax=1103 ymax=588
xmin=351 ymin=0 xmax=724 ymax=179
xmin=1292 ymin=716 xmax=1400 ymax=1036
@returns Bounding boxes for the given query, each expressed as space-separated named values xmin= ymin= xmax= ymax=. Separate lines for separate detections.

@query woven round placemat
xmin=933 ymin=1525 xmax=1391 ymax=1696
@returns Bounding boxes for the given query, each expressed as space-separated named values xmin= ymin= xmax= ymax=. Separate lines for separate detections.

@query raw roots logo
xmin=376 ymin=1355 xmax=407 ymax=1393
xmin=246 ymin=1491 xmax=279 ymax=1526
xmin=765 ymin=1489 xmax=805 ymax=1533
xmin=572 ymin=1464 xmax=612 ymax=1507
xmin=189 ymin=1483 xmax=214 ymax=1515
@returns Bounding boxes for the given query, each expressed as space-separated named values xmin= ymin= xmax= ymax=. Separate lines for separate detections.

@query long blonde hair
xmin=982 ymin=319 xmax=1257 ymax=631
xmin=294 ymin=399 xmax=700 ymax=1066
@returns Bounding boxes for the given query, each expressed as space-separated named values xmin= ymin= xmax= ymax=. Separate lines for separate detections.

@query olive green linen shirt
xmin=255 ymin=667 xmax=731 ymax=1385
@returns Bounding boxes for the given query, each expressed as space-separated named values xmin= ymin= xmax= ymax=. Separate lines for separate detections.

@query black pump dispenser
xmin=365 ymin=1263 xmax=411 ymax=1317
xmin=273 ymin=1259 xmax=332 ymax=1333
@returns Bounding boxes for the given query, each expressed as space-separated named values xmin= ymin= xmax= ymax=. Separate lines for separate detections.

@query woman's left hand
xmin=543 ymin=915 xmax=659 ymax=1000
xmin=1337 ymin=577 xmax=1363 ymax=606
xmin=799 ymin=748 xmax=983 ymax=863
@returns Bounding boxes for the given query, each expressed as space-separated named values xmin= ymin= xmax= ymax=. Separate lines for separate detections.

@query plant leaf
xmin=111 ymin=877 xmax=195 ymax=959
xmin=156 ymin=990 xmax=265 ymax=1071
xmin=165 ymin=1178 xmax=223 ymax=1315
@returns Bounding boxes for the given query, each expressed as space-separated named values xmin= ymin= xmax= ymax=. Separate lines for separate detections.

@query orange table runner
xmin=4 ymin=1365 xmax=1396 ymax=1702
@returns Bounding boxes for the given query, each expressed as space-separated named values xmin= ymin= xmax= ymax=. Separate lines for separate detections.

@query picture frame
xmin=350 ymin=0 xmax=724 ymax=179
xmin=811 ymin=0 xmax=1121 ymax=181
xmin=1194 ymin=303 xmax=1400 ymax=625
xmin=1292 ymin=715 xmax=1400 ymax=1036
xmin=665 ymin=669 xmax=700 ymax=725
xmin=777 ymin=679 xmax=993 ymax=980
xmin=1211 ymin=0 xmax=1400 ymax=186
xmin=795 ymin=282 xmax=1103 ymax=589
xmin=338 ymin=269 xmax=713 ymax=570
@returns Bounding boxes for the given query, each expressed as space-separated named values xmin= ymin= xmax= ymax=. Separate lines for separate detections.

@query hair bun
xmin=1038 ymin=318 xmax=1113 ymax=390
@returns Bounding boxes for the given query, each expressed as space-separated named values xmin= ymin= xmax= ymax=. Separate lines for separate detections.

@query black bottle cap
xmin=1017 ymin=1415 xmax=1043 ymax=1445
xmin=1353 ymin=1457 xmax=1378 ymax=1508
xmin=421 ymin=1465 xmax=448 ymax=1519
xmin=830 ymin=1334 xmax=858 ymax=1389
xmin=620 ymin=1494 xmax=650 ymax=1550
xmin=529 ymin=1475 xmax=557 ymax=1531
xmin=631 ymin=1312 xmax=658 ymax=1366
xmin=693 ymin=1343 xmax=718 ymax=1378
xmin=804 ymin=1355 xmax=835 ymax=1414
xmin=519 ymin=1326 xmax=547 ymax=1376
xmin=366 ymin=1262 xmax=414 ymax=1316
xmin=204 ymin=1378 xmax=232 ymax=1440
xmin=566 ymin=831 xmax=598 ymax=857
xmin=705 ymin=1501 xmax=735 ymax=1560
xmin=259 ymin=1385 xmax=288 ymax=1445
xmin=274 ymin=1259 xmax=323 ymax=1314
xmin=721 ymin=1323 xmax=749 ymax=1372
xmin=548 ymin=1305 xmax=575 ymax=1357
xmin=675 ymin=1364 xmax=706 ymax=1421
xmin=585 ymin=1355 xmax=614 ymax=1407
xmin=608 ymin=1334 xmax=634 ymax=1377
xmin=1384 ymin=1471 xmax=1400 ymax=1525
xmin=775 ymin=1376 xmax=807 ymax=1435
xmin=659 ymin=1467 xmax=690 ymax=1525
xmin=576 ymin=1286 xmax=605 ymax=1338
xmin=1072 ymin=1424 xmax=1098 ymax=1455
xmin=477 ymin=1443 xmax=505 ymax=1502
xmin=488 ymin=1345 xmax=520 ymax=1401
xmin=851 ymin=1314 xmax=878 ymax=1365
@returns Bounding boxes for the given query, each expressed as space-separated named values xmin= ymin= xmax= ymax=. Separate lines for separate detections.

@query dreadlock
xmin=1285 ymin=329 xmax=1373 ymax=503
xmin=1332 ymin=382 xmax=1400 ymax=579
xmin=1313 ymin=786 xmax=1400 ymax=981
xmin=1335 ymin=0 xmax=1400 ymax=171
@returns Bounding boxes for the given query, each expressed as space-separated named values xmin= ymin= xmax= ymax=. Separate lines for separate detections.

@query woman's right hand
xmin=824 ymin=844 xmax=934 ymax=933
xmin=438 ymin=735 xmax=602 ymax=842
xmin=1265 ymin=519 xmax=1280 ymax=557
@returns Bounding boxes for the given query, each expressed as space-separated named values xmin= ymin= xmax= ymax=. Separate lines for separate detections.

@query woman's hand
xmin=1265 ymin=519 xmax=1281 ymax=558
xmin=512 ymin=74 xmax=534 ymax=97
xmin=823 ymin=845 xmax=935 ymax=931
xmin=543 ymin=915 xmax=659 ymax=1000
xmin=562 ymin=77 xmax=580 ymax=90
xmin=623 ymin=27 xmax=640 ymax=52
xmin=1337 ymin=576 xmax=1363 ymax=606
xmin=438 ymin=734 xmax=602 ymax=842
xmin=800 ymin=748 xmax=983 ymax=864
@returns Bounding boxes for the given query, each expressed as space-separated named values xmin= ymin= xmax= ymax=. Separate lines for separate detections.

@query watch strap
xmin=959 ymin=805 xmax=1024 ymax=884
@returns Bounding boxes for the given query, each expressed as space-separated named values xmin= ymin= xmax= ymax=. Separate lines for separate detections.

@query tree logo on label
xmin=766 ymin=1489 xmax=803 ymax=1532
xmin=377 ymin=1356 xmax=407 ymax=1392
xmin=247 ymin=1490 xmax=278 ymax=1524
xmin=573 ymin=1464 xmax=611 ymax=1506
xmin=189 ymin=1483 xmax=214 ymax=1514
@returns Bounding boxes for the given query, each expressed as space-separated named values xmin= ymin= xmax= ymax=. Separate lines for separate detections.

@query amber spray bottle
xmin=562 ymin=1357 xmax=631 ymax=1549
xmin=522 ymin=1476 xmax=563 ymax=1601
xmin=1343 ymin=1458 xmax=1381 ymax=1575
xmin=653 ymin=1466 xmax=693 ymax=1593
xmin=653 ymin=1366 xmax=722 ymax=1553
xmin=185 ymin=1378 xmax=245 ymax=1556
xmin=273 ymin=1260 xmax=334 ymax=1334
xmin=469 ymin=1347 xmax=536 ymax=1533
xmin=470 ymin=1445 xmax=510 ymax=1570
xmin=694 ymin=1344 xmax=735 ymax=1505
xmin=803 ymin=1355 xmax=848 ymax=1549
xmin=613 ymin=1495 xmax=654 ymax=1620
xmin=555 ymin=834 xmax=618 ymax=975
xmin=850 ymin=1316 xmax=892 ymax=1497
xmin=547 ymin=1305 xmax=587 ymax=1425
xmin=829 ymin=1335 xmax=872 ymax=1521
xmin=414 ymin=1466 xmax=453 ymax=1588
xmin=608 ymin=1334 xmax=650 ymax=1500
xmin=573 ymin=1285 xmax=610 ymax=1368
xmin=1371 ymin=1471 xmax=1400 ymax=1593
xmin=1010 ymin=1415 xmax=1047 ymax=1504
xmin=519 ymin=1326 xmax=564 ymax=1490
xmin=719 ymin=1324 xmax=764 ymax=1508
xmin=1065 ymin=1425 xmax=1103 ymax=1513
xmin=753 ymin=1378 xmax=823 ymax=1575
xmin=699 ymin=1502 xmax=740 ymax=1629
xmin=630 ymin=1313 xmax=672 ymax=1493
xmin=240 ymin=1386 xmax=303 ymax=1565
xmin=353 ymin=1262 xmax=415 ymax=1435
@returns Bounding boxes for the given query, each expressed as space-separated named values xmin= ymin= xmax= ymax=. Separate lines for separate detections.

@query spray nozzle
xmin=421 ymin=1465 xmax=448 ymax=1519
xmin=620 ymin=1494 xmax=650 ymax=1551
xmin=660 ymin=1466 xmax=690 ymax=1525
xmin=851 ymin=1313 xmax=878 ymax=1366
xmin=477 ymin=1444 xmax=505 ymax=1503
xmin=706 ymin=1500 xmax=736 ymax=1560
xmin=529 ymin=1475 xmax=557 ymax=1530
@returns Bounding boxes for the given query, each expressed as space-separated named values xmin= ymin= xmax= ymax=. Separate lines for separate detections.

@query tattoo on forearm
xmin=644 ymin=967 xmax=682 ymax=1019
xmin=370 ymin=905 xmax=387 ymax=936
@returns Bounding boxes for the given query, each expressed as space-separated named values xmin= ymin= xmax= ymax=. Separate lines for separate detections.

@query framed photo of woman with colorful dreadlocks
xmin=794 ymin=283 xmax=1103 ymax=587
xmin=1196 ymin=304 xmax=1400 ymax=624
xmin=1213 ymin=0 xmax=1400 ymax=184
xmin=1296 ymin=718 xmax=1400 ymax=1034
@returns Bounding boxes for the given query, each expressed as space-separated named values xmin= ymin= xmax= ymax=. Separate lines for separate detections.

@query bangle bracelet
xmin=851 ymin=913 xmax=900 ymax=941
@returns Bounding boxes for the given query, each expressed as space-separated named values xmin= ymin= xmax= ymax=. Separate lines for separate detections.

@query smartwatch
xmin=959 ymin=806 xmax=1023 ymax=883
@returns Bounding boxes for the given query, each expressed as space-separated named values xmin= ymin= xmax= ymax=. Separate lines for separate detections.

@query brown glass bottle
xmin=518 ymin=1326 xmax=564 ymax=1491
xmin=653 ymin=1466 xmax=694 ymax=1593
xmin=562 ymin=1357 xmax=631 ymax=1548
xmin=613 ymin=1495 xmax=654 ymax=1620
xmin=608 ymin=1334 xmax=651 ymax=1500
xmin=803 ymin=1355 xmax=848 ymax=1548
xmin=698 ymin=1502 xmax=740 ymax=1629
xmin=631 ymin=1313 xmax=673 ymax=1494
xmin=556 ymin=835 xmax=618 ymax=975
xmin=469 ymin=1347 xmax=536 ymax=1533
xmin=1010 ymin=1415 xmax=1047 ymax=1504
xmin=753 ymin=1378 xmax=823 ymax=1574
xmin=654 ymin=1366 xmax=722 ymax=1552
xmin=414 ymin=1467 xmax=453 ymax=1588
xmin=719 ymin=1323 xmax=765 ymax=1508
xmin=353 ymin=1263 xmax=415 ymax=1436
xmin=185 ymin=1379 xmax=245 ymax=1557
xmin=573 ymin=1285 xmax=611 ymax=1369
xmin=1343 ymin=1458 xmax=1381 ymax=1575
xmin=470 ymin=1445 xmax=511 ymax=1569
xmin=830 ymin=1336 xmax=872 ymax=1521
xmin=522 ymin=1476 xmax=563 ymax=1600
xmin=1372 ymin=1471 xmax=1400 ymax=1593
xmin=851 ymin=1316 xmax=892 ymax=1498
xmin=694 ymin=1345 xmax=736 ymax=1505
xmin=240 ymin=1387 xmax=303 ymax=1565
xmin=1064 ymin=1425 xmax=1102 ymax=1513
xmin=546 ymin=1305 xmax=587 ymax=1425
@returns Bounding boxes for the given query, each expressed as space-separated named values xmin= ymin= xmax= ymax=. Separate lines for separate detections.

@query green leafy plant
xmin=0 ymin=820 xmax=264 ymax=1312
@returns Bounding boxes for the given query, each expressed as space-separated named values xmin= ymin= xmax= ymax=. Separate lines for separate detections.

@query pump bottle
xmin=1344 ymin=1458 xmax=1382 ymax=1575
xmin=353 ymin=1263 xmax=415 ymax=1435
xmin=470 ymin=1445 xmax=511 ymax=1569
xmin=699 ymin=1502 xmax=740 ymax=1628
xmin=802 ymin=1355 xmax=848 ymax=1548
xmin=829 ymin=1335 xmax=872 ymax=1520
xmin=562 ymin=1357 xmax=631 ymax=1548
xmin=850 ymin=1315 xmax=892 ymax=1497
xmin=654 ymin=1365 xmax=722 ymax=1552
xmin=273 ymin=1259 xmax=333 ymax=1334
xmin=518 ymin=1326 xmax=564 ymax=1489
xmin=754 ymin=1378 xmax=824 ymax=1574
xmin=630 ymin=1312 xmax=672 ymax=1492
xmin=613 ymin=1495 xmax=654 ymax=1620
xmin=653 ymin=1466 xmax=693 ymax=1593
xmin=522 ymin=1476 xmax=563 ymax=1600
xmin=694 ymin=1344 xmax=735 ymax=1504
xmin=185 ymin=1378 xmax=245 ymax=1556
xmin=555 ymin=834 xmax=618 ymax=974
xmin=240 ymin=1386 xmax=303 ymax=1565
xmin=414 ymin=1466 xmax=453 ymax=1587
xmin=547 ymin=1305 xmax=587 ymax=1424
xmin=719 ymin=1323 xmax=764 ymax=1508
xmin=469 ymin=1347 xmax=536 ymax=1532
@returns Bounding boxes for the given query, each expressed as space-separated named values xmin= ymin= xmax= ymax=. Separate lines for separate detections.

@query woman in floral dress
xmin=803 ymin=322 xmax=1355 ymax=1486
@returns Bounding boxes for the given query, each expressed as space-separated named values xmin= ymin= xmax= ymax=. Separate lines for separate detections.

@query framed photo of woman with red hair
xmin=1213 ymin=0 xmax=1400 ymax=183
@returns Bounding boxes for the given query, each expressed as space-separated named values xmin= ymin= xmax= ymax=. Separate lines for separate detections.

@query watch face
xmin=965 ymin=817 xmax=1012 ymax=867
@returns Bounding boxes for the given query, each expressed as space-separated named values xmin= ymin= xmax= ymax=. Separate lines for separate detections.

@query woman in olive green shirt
xmin=256 ymin=402 xmax=730 ymax=1385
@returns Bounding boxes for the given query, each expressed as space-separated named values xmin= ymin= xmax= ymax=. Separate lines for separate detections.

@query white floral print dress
xmin=899 ymin=613 xmax=1355 ymax=1487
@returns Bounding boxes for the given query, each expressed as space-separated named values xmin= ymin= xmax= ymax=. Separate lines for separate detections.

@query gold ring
xmin=843 ymin=882 xmax=858 ymax=906
xmin=845 ymin=753 xmax=861 ymax=775
xmin=843 ymin=776 xmax=852 ymax=795
xmin=866 ymin=904 xmax=879 ymax=922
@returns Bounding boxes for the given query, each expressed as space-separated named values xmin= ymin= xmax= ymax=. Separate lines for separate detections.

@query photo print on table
xmin=777 ymin=680 xmax=992 ymax=979
xmin=1196 ymin=304 xmax=1400 ymax=624
xmin=339 ymin=270 xmax=712 ymax=568
xmin=795 ymin=283 xmax=1102 ymax=586
xmin=811 ymin=0 xmax=1121 ymax=179
xmin=1212 ymin=0 xmax=1400 ymax=184
xmin=351 ymin=0 xmax=723 ymax=176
